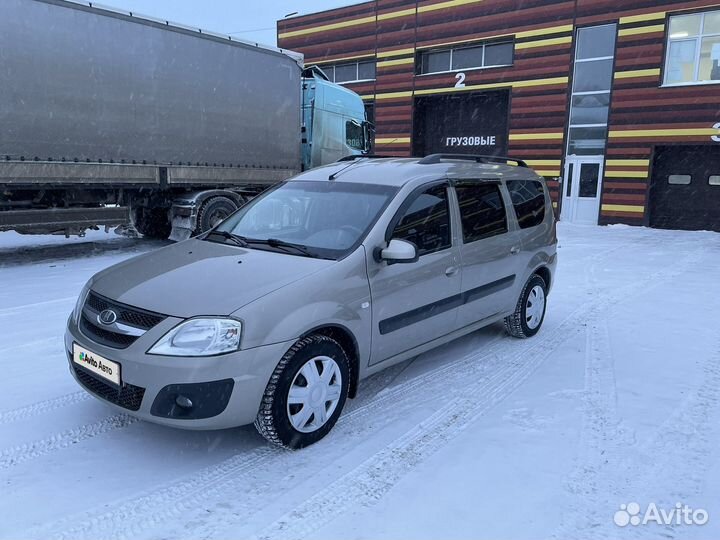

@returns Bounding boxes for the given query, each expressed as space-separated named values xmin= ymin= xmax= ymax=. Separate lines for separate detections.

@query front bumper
xmin=65 ymin=314 xmax=293 ymax=429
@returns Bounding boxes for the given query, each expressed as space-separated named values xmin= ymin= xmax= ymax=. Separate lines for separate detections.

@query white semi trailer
xmin=0 ymin=0 xmax=371 ymax=240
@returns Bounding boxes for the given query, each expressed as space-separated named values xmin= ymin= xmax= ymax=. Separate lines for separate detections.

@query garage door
xmin=413 ymin=90 xmax=509 ymax=158
xmin=649 ymin=145 xmax=720 ymax=232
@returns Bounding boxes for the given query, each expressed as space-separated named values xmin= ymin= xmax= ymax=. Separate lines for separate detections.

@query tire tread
xmin=254 ymin=334 xmax=344 ymax=448
xmin=504 ymin=274 xmax=547 ymax=339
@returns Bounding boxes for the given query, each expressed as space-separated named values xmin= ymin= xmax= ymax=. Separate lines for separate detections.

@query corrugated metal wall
xmin=278 ymin=0 xmax=720 ymax=225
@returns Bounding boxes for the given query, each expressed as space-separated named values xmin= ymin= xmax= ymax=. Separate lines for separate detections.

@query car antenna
xmin=328 ymin=159 xmax=363 ymax=181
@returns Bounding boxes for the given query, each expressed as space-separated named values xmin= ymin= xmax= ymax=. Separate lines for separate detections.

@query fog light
xmin=175 ymin=395 xmax=193 ymax=409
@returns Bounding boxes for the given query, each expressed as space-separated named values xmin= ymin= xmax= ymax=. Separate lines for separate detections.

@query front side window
xmin=215 ymin=181 xmax=396 ymax=259
xmin=664 ymin=11 xmax=720 ymax=85
xmin=506 ymin=180 xmax=546 ymax=229
xmin=392 ymin=185 xmax=451 ymax=256
xmin=455 ymin=183 xmax=508 ymax=243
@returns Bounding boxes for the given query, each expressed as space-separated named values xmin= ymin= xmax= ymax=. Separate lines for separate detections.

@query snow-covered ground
xmin=1 ymin=223 xmax=719 ymax=540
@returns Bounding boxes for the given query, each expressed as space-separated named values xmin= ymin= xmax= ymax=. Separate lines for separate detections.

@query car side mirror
xmin=380 ymin=239 xmax=418 ymax=264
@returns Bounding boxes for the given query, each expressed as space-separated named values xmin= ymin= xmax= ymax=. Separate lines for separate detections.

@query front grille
xmin=73 ymin=364 xmax=145 ymax=411
xmin=86 ymin=292 xmax=165 ymax=329
xmin=80 ymin=316 xmax=138 ymax=348
xmin=80 ymin=291 xmax=166 ymax=349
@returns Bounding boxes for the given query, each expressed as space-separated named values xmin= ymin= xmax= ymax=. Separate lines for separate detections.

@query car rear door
xmin=453 ymin=180 xmax=521 ymax=328
xmin=368 ymin=181 xmax=462 ymax=365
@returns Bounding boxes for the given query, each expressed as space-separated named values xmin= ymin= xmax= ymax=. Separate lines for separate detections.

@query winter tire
xmin=255 ymin=334 xmax=350 ymax=449
xmin=504 ymin=274 xmax=547 ymax=339
xmin=196 ymin=196 xmax=238 ymax=234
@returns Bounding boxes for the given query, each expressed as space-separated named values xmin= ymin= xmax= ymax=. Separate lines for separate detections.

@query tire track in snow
xmin=0 ymin=391 xmax=90 ymax=426
xmin=591 ymin=328 xmax=720 ymax=540
xmin=0 ymin=296 xmax=76 ymax=317
xmin=0 ymin=414 xmax=137 ymax=470
xmin=552 ymin=319 xmax=627 ymax=538
xmin=28 ymin=233 xmax=694 ymax=540
xmin=551 ymin=239 xmax=709 ymax=539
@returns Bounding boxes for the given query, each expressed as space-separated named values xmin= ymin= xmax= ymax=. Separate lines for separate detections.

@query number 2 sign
xmin=455 ymin=72 xmax=466 ymax=88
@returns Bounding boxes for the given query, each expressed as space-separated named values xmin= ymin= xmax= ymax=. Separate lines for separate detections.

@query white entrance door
xmin=561 ymin=156 xmax=605 ymax=225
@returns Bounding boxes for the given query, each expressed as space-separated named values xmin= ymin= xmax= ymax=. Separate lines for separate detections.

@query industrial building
xmin=278 ymin=0 xmax=720 ymax=230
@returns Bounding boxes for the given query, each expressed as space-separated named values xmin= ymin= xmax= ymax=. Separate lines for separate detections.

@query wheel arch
xmin=533 ymin=265 xmax=551 ymax=291
xmin=300 ymin=324 xmax=361 ymax=399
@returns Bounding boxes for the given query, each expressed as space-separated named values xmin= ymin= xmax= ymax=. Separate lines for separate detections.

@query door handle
xmin=445 ymin=266 xmax=459 ymax=277
xmin=510 ymin=246 xmax=521 ymax=255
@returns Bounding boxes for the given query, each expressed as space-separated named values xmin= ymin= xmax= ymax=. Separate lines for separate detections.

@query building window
xmin=567 ymin=24 xmax=617 ymax=156
xmin=324 ymin=60 xmax=376 ymax=83
xmin=710 ymin=175 xmax=720 ymax=185
xmin=668 ymin=174 xmax=692 ymax=185
xmin=664 ymin=11 xmax=720 ymax=85
xmin=418 ymin=41 xmax=513 ymax=74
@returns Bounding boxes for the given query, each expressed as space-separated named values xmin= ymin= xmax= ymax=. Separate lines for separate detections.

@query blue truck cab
xmin=301 ymin=67 xmax=371 ymax=170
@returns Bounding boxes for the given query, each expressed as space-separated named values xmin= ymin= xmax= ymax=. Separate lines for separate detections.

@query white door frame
xmin=561 ymin=155 xmax=605 ymax=225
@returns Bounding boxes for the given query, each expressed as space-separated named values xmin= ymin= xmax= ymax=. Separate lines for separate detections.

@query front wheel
xmin=255 ymin=335 xmax=349 ymax=449
xmin=504 ymin=274 xmax=547 ymax=338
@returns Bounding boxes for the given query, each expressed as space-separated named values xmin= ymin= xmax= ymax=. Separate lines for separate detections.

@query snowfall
xmin=0 ymin=222 xmax=719 ymax=540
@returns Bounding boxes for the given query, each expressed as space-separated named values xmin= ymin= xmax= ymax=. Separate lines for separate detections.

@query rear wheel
xmin=196 ymin=196 xmax=238 ymax=234
xmin=504 ymin=274 xmax=547 ymax=338
xmin=255 ymin=335 xmax=349 ymax=449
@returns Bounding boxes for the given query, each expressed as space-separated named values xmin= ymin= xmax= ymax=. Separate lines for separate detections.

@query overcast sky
xmin=96 ymin=0 xmax=362 ymax=47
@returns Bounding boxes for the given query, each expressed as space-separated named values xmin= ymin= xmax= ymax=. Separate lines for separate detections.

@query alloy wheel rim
xmin=287 ymin=356 xmax=342 ymax=433
xmin=525 ymin=285 xmax=546 ymax=330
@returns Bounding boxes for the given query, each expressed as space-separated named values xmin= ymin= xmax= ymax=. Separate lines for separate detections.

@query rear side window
xmin=392 ymin=185 xmax=451 ymax=256
xmin=506 ymin=180 xmax=546 ymax=229
xmin=455 ymin=183 xmax=508 ymax=243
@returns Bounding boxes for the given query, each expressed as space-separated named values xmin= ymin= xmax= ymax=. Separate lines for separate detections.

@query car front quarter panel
xmin=232 ymin=247 xmax=372 ymax=369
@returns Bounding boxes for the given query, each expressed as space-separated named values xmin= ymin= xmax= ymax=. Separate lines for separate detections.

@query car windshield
xmin=212 ymin=181 xmax=397 ymax=259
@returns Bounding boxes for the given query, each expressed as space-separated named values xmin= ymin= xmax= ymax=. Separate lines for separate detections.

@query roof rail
xmin=336 ymin=154 xmax=397 ymax=162
xmin=418 ymin=154 xmax=528 ymax=168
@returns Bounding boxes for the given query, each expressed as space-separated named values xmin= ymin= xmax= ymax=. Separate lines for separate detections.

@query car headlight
xmin=148 ymin=318 xmax=242 ymax=357
xmin=73 ymin=282 xmax=91 ymax=323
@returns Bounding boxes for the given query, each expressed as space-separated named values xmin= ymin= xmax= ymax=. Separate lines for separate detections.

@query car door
xmin=453 ymin=180 xmax=521 ymax=328
xmin=368 ymin=181 xmax=462 ymax=365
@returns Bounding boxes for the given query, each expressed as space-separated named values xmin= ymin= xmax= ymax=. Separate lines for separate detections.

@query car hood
xmin=90 ymin=238 xmax=334 ymax=318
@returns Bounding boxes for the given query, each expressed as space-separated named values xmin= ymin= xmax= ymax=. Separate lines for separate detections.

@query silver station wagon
xmin=65 ymin=155 xmax=558 ymax=448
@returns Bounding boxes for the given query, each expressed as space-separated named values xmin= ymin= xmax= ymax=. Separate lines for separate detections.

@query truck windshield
xmin=213 ymin=181 xmax=397 ymax=259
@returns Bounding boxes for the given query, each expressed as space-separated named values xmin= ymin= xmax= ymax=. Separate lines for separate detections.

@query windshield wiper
xmin=203 ymin=230 xmax=249 ymax=247
xmin=247 ymin=238 xmax=318 ymax=258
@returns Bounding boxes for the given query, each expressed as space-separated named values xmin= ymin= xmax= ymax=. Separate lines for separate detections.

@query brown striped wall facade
xmin=278 ymin=0 xmax=720 ymax=226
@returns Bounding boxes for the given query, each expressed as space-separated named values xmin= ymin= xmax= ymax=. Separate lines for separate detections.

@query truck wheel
xmin=196 ymin=196 xmax=238 ymax=234
xmin=133 ymin=206 xmax=171 ymax=239
xmin=504 ymin=274 xmax=547 ymax=339
xmin=255 ymin=335 xmax=349 ymax=449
